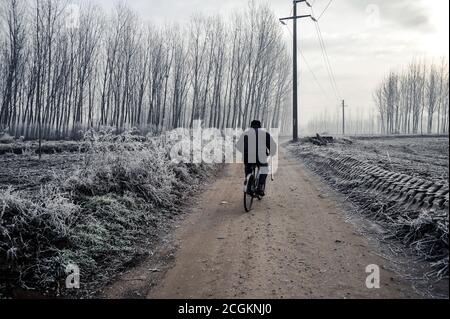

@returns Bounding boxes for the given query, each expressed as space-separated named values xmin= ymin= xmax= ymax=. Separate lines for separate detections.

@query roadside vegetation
xmin=0 ymin=130 xmax=215 ymax=297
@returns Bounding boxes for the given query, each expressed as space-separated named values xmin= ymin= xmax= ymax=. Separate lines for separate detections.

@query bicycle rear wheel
xmin=244 ymin=192 xmax=253 ymax=212
xmin=244 ymin=175 xmax=255 ymax=212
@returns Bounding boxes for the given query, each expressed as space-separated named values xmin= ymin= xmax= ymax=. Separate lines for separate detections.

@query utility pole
xmin=341 ymin=99 xmax=348 ymax=136
xmin=293 ymin=2 xmax=298 ymax=141
xmin=279 ymin=1 xmax=316 ymax=142
xmin=342 ymin=99 xmax=345 ymax=135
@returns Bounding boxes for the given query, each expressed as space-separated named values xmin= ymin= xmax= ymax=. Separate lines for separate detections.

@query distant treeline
xmin=0 ymin=0 xmax=292 ymax=140
xmin=306 ymin=59 xmax=449 ymax=136
xmin=374 ymin=59 xmax=449 ymax=135
xmin=306 ymin=109 xmax=380 ymax=136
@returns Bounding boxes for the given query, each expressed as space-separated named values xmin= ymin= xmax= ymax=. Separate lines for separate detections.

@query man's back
xmin=236 ymin=127 xmax=277 ymax=166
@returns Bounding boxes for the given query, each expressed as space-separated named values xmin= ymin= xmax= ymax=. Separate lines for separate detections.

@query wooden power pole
xmin=280 ymin=1 xmax=316 ymax=142
xmin=293 ymin=1 xmax=298 ymax=141
xmin=342 ymin=99 xmax=345 ymax=135
xmin=341 ymin=99 xmax=348 ymax=136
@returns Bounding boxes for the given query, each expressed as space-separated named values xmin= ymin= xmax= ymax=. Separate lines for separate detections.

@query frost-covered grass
xmin=287 ymin=136 xmax=449 ymax=280
xmin=0 ymin=130 xmax=215 ymax=297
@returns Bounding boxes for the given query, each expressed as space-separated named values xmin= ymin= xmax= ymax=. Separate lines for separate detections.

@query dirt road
xmin=105 ymin=146 xmax=419 ymax=299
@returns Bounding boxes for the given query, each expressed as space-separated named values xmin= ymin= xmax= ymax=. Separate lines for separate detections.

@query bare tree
xmin=370 ymin=59 xmax=449 ymax=136
xmin=425 ymin=63 xmax=439 ymax=134
xmin=0 ymin=0 xmax=26 ymax=133
xmin=0 ymin=0 xmax=291 ymax=139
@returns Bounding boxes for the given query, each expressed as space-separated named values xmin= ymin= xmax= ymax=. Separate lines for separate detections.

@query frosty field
xmin=287 ymin=135 xmax=449 ymax=289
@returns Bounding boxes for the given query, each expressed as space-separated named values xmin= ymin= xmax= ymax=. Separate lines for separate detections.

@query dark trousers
xmin=244 ymin=164 xmax=268 ymax=191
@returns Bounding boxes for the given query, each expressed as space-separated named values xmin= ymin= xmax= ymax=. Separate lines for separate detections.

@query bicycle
xmin=243 ymin=164 xmax=264 ymax=212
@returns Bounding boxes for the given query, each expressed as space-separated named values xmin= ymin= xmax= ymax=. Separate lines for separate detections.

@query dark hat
xmin=251 ymin=120 xmax=262 ymax=128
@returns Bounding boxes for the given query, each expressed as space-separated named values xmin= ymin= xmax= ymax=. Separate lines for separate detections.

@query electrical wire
xmin=283 ymin=23 xmax=333 ymax=102
xmin=314 ymin=21 xmax=341 ymax=101
xmin=280 ymin=0 xmax=340 ymax=103
xmin=300 ymin=50 xmax=333 ymax=102
xmin=310 ymin=4 xmax=342 ymax=101
xmin=317 ymin=0 xmax=334 ymax=21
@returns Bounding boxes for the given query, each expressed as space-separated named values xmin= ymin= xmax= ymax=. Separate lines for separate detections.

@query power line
xmin=283 ymin=23 xmax=333 ymax=102
xmin=313 ymin=21 xmax=340 ymax=101
xmin=310 ymin=5 xmax=342 ymax=101
xmin=317 ymin=0 xmax=334 ymax=21
xmin=300 ymin=51 xmax=333 ymax=102
xmin=316 ymin=22 xmax=340 ymax=99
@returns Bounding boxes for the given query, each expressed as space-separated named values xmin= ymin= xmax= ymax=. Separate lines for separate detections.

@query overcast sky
xmin=92 ymin=0 xmax=449 ymax=126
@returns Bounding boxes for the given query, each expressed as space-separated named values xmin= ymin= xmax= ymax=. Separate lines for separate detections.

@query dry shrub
xmin=0 ymin=185 xmax=80 ymax=292
xmin=0 ymin=130 xmax=215 ymax=297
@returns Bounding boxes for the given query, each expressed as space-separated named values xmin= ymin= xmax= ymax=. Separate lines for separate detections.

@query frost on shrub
xmin=0 ymin=130 xmax=214 ymax=296
xmin=64 ymin=138 xmax=179 ymax=207
xmin=0 ymin=133 xmax=14 ymax=144
xmin=0 ymin=186 xmax=80 ymax=291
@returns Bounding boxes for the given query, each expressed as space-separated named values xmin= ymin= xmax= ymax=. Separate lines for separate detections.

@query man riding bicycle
xmin=236 ymin=120 xmax=278 ymax=197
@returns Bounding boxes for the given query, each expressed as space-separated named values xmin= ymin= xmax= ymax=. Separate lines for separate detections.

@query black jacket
xmin=236 ymin=128 xmax=277 ymax=165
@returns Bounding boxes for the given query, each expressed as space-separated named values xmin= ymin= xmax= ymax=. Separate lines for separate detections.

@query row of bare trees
xmin=0 ymin=0 xmax=292 ymax=139
xmin=306 ymin=108 xmax=379 ymax=136
xmin=374 ymin=59 xmax=449 ymax=135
